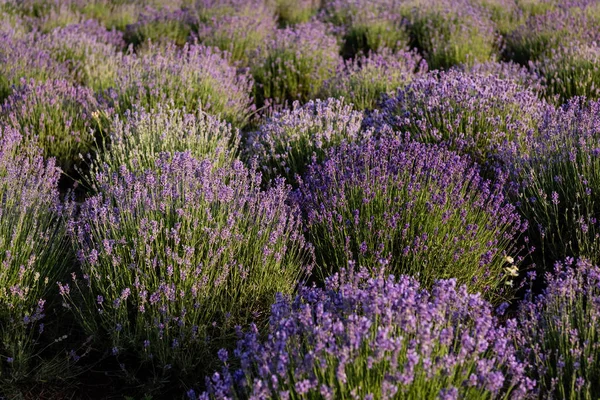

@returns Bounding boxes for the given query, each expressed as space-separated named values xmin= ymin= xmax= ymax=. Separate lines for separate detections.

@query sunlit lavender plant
xmin=75 ymin=0 xmax=141 ymax=32
xmin=0 ymin=125 xmax=71 ymax=383
xmin=196 ymin=0 xmax=276 ymax=64
xmin=88 ymin=102 xmax=240 ymax=186
xmin=321 ymin=48 xmax=427 ymax=110
xmin=297 ymin=138 xmax=527 ymax=301
xmin=246 ymin=98 xmax=367 ymax=185
xmin=110 ymin=42 xmax=254 ymax=127
xmin=0 ymin=31 xmax=71 ymax=100
xmin=463 ymin=60 xmax=545 ymax=94
xmin=516 ymin=258 xmax=600 ymax=399
xmin=124 ymin=6 xmax=196 ymax=47
xmin=503 ymin=8 xmax=592 ymax=65
xmin=2 ymin=79 xmax=102 ymax=171
xmin=272 ymin=0 xmax=320 ymax=26
xmin=509 ymin=98 xmax=600 ymax=268
xmin=38 ymin=21 xmax=125 ymax=91
xmin=368 ymin=70 xmax=547 ymax=167
xmin=251 ymin=21 xmax=340 ymax=108
xmin=405 ymin=0 xmax=497 ymax=69
xmin=195 ymin=269 xmax=535 ymax=399
xmin=321 ymin=0 xmax=410 ymax=58
xmin=533 ymin=43 xmax=600 ymax=102
xmin=63 ymin=151 xmax=312 ymax=381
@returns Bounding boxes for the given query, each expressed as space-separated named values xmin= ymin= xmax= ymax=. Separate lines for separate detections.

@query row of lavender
xmin=1 ymin=0 xmax=600 ymax=399
xmin=4 ymin=0 xmax=600 ymax=119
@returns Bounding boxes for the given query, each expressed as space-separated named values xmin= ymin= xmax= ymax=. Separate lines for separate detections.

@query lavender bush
xmin=368 ymin=70 xmax=547 ymax=166
xmin=195 ymin=269 xmax=534 ymax=399
xmin=0 ymin=31 xmax=71 ymax=100
xmin=533 ymin=43 xmax=600 ymax=102
xmin=0 ymin=125 xmax=71 ymax=383
xmin=463 ymin=60 xmax=544 ymax=93
xmin=273 ymin=0 xmax=319 ymax=26
xmin=321 ymin=48 xmax=427 ymax=111
xmin=196 ymin=0 xmax=276 ymax=64
xmin=63 ymin=152 xmax=312 ymax=381
xmin=124 ymin=6 xmax=196 ymax=47
xmin=405 ymin=0 xmax=497 ymax=69
xmin=510 ymin=98 xmax=600 ymax=267
xmin=503 ymin=9 xmax=592 ymax=65
xmin=251 ymin=21 xmax=340 ymax=108
xmin=75 ymin=0 xmax=140 ymax=32
xmin=88 ymin=103 xmax=240 ymax=185
xmin=297 ymin=138 xmax=527 ymax=301
xmin=1 ymin=79 xmax=102 ymax=171
xmin=39 ymin=21 xmax=125 ymax=91
xmin=321 ymin=0 xmax=410 ymax=59
xmin=246 ymin=98 xmax=366 ymax=185
xmin=516 ymin=258 xmax=600 ymax=399
xmin=110 ymin=42 xmax=254 ymax=127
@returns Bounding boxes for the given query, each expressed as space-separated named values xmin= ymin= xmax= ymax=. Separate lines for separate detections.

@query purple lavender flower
xmin=367 ymin=69 xmax=548 ymax=167
xmin=124 ymin=6 xmax=197 ymax=47
xmin=195 ymin=0 xmax=276 ymax=64
xmin=197 ymin=269 xmax=532 ymax=399
xmin=504 ymin=7 xmax=598 ymax=65
xmin=405 ymin=0 xmax=497 ymax=69
xmin=321 ymin=48 xmax=428 ymax=110
xmin=508 ymin=97 xmax=600 ymax=266
xmin=320 ymin=0 xmax=410 ymax=58
xmin=0 ymin=124 xmax=69 ymax=381
xmin=0 ymin=30 xmax=71 ymax=100
xmin=88 ymin=102 xmax=240 ymax=186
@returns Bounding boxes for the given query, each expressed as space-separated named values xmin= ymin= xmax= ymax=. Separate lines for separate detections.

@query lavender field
xmin=1 ymin=0 xmax=600 ymax=398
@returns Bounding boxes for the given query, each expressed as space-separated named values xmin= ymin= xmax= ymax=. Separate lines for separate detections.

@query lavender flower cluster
xmin=111 ymin=42 xmax=255 ymax=126
xmin=297 ymin=137 xmax=526 ymax=300
xmin=64 ymin=151 xmax=313 ymax=377
xmin=367 ymin=70 xmax=548 ymax=166
xmin=247 ymin=98 xmax=367 ymax=185
xmin=195 ymin=268 xmax=534 ymax=399
xmin=0 ymin=125 xmax=70 ymax=382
